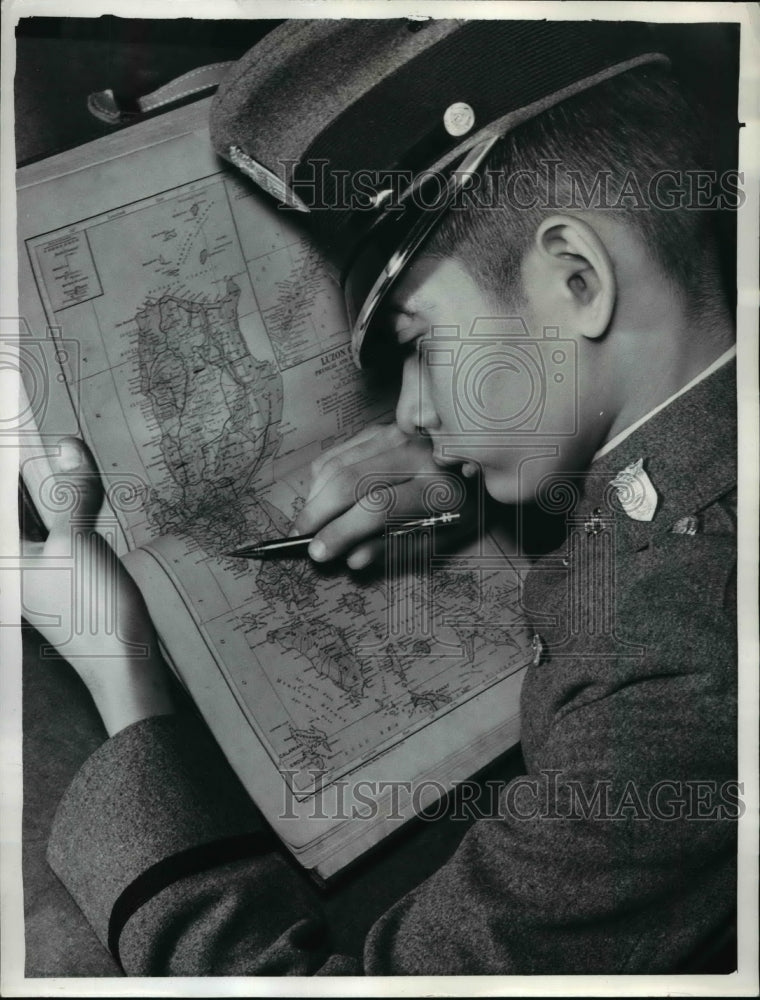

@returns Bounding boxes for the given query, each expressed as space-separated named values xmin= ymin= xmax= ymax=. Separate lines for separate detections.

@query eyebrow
xmin=377 ymin=301 xmax=416 ymax=342
xmin=388 ymin=294 xmax=437 ymax=323
xmin=384 ymin=286 xmax=438 ymax=343
xmin=392 ymin=312 xmax=426 ymax=346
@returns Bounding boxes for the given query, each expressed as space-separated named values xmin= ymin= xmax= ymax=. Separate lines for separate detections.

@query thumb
xmin=48 ymin=437 xmax=104 ymax=525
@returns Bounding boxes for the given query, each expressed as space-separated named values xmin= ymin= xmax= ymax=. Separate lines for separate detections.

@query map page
xmin=22 ymin=131 xmax=531 ymax=802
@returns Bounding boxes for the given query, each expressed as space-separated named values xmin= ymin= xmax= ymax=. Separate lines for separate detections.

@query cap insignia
xmin=443 ymin=102 xmax=475 ymax=137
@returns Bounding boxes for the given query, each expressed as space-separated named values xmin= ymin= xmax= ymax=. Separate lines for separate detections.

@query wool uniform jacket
xmin=47 ymin=360 xmax=738 ymax=976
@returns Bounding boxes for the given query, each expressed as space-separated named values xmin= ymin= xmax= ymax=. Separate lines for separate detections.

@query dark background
xmin=15 ymin=16 xmax=741 ymax=168
xmin=15 ymin=15 xmax=741 ymax=978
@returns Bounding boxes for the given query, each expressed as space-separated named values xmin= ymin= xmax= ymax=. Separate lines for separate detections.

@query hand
xmin=293 ymin=423 xmax=476 ymax=568
xmin=20 ymin=438 xmax=175 ymax=736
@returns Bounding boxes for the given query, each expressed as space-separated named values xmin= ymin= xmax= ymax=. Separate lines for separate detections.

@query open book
xmin=16 ymin=97 xmax=531 ymax=878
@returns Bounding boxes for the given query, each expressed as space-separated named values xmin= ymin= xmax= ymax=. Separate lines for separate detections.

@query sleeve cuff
xmin=47 ymin=712 xmax=273 ymax=955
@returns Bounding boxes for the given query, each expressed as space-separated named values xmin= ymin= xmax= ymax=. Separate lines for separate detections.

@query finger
xmin=344 ymin=499 xmax=477 ymax=570
xmin=307 ymin=503 xmax=389 ymax=562
xmin=307 ymin=424 xmax=405 ymax=501
xmin=308 ymin=427 xmax=386 ymax=498
xmin=299 ymin=431 xmax=439 ymax=535
xmin=308 ymin=423 xmax=396 ymax=483
xmin=48 ymin=437 xmax=104 ymax=526
xmin=296 ymin=472 xmax=372 ymax=537
xmin=307 ymin=474 xmax=452 ymax=562
xmin=346 ymin=538 xmax=385 ymax=571
xmin=296 ymin=460 xmax=415 ymax=537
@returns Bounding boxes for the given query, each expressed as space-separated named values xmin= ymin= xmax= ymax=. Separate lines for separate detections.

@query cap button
xmin=443 ymin=102 xmax=475 ymax=137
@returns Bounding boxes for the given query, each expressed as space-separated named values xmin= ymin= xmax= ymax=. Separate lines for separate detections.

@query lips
xmin=431 ymin=451 xmax=481 ymax=479
xmin=431 ymin=451 xmax=463 ymax=468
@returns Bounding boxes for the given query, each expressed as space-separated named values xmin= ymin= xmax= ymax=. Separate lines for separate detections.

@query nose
xmin=395 ymin=353 xmax=441 ymax=437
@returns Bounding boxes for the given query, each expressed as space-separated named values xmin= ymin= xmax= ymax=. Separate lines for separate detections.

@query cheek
xmin=430 ymin=356 xmax=538 ymax=433
xmin=477 ymin=364 xmax=536 ymax=429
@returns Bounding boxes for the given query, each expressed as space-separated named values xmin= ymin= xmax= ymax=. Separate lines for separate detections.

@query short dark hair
xmin=425 ymin=66 xmax=726 ymax=315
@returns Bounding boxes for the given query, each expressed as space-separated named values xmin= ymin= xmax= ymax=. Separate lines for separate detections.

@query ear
xmin=530 ymin=215 xmax=616 ymax=339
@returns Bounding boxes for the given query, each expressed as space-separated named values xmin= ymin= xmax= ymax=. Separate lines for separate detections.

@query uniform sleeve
xmin=46 ymin=713 xmax=360 ymax=975
xmin=47 ymin=537 xmax=737 ymax=976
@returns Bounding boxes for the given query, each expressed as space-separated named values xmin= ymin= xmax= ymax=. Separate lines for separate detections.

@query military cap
xmin=209 ymin=19 xmax=668 ymax=366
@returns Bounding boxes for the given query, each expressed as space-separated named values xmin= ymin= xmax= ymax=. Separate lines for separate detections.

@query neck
xmin=605 ymin=297 xmax=734 ymax=442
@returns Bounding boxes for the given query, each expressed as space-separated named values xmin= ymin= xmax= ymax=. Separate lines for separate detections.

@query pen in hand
xmin=224 ymin=511 xmax=461 ymax=559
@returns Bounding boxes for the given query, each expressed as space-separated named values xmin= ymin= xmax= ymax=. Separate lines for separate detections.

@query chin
xmin=481 ymin=468 xmax=524 ymax=506
xmin=482 ymin=459 xmax=565 ymax=507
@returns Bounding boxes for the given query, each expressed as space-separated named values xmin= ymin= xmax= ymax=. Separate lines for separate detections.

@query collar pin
xmin=610 ymin=458 xmax=658 ymax=522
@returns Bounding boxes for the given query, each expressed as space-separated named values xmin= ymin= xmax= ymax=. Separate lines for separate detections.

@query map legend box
xmin=28 ymin=230 xmax=103 ymax=313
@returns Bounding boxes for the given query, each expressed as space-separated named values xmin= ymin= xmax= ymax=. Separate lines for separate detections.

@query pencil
xmin=224 ymin=511 xmax=461 ymax=558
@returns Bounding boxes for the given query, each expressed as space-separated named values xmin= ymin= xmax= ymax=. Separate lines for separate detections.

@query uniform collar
xmin=591 ymin=345 xmax=736 ymax=463
xmin=579 ymin=358 xmax=736 ymax=551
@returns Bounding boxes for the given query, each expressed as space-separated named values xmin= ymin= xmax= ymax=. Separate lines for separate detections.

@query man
xmin=24 ymin=19 xmax=738 ymax=975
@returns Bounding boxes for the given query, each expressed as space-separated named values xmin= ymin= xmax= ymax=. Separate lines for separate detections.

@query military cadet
xmin=27 ymin=19 xmax=737 ymax=975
